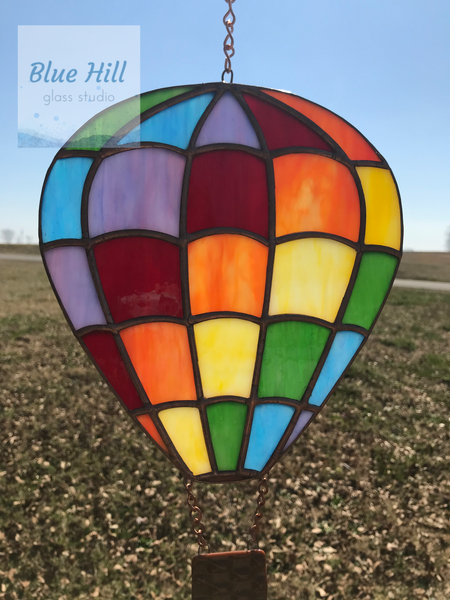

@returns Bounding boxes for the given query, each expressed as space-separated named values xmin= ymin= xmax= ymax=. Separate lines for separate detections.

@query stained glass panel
xmin=269 ymin=238 xmax=356 ymax=322
xmin=258 ymin=321 xmax=330 ymax=400
xmin=120 ymin=323 xmax=196 ymax=404
xmin=188 ymin=234 xmax=268 ymax=317
xmin=88 ymin=148 xmax=186 ymax=238
xmin=274 ymin=154 xmax=360 ymax=241
xmin=45 ymin=246 xmax=106 ymax=330
xmin=194 ymin=319 xmax=260 ymax=398
xmin=159 ymin=408 xmax=211 ymax=475
xmin=94 ymin=237 xmax=183 ymax=322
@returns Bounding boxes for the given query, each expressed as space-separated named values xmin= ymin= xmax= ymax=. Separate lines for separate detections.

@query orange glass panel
xmin=120 ymin=323 xmax=197 ymax=404
xmin=264 ymin=90 xmax=380 ymax=162
xmin=137 ymin=414 xmax=168 ymax=451
xmin=188 ymin=234 xmax=268 ymax=317
xmin=274 ymin=154 xmax=360 ymax=241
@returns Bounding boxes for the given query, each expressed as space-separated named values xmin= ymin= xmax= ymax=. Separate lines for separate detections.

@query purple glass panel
xmin=283 ymin=410 xmax=314 ymax=450
xmin=88 ymin=148 xmax=186 ymax=238
xmin=196 ymin=92 xmax=260 ymax=149
xmin=44 ymin=246 xmax=106 ymax=330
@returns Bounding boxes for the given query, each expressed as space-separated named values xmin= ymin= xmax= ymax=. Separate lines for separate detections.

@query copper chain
xmin=222 ymin=0 xmax=236 ymax=83
xmin=184 ymin=479 xmax=210 ymax=555
xmin=248 ymin=475 xmax=269 ymax=549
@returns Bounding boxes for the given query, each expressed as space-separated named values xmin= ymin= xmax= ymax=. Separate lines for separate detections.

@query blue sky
xmin=1 ymin=0 xmax=449 ymax=249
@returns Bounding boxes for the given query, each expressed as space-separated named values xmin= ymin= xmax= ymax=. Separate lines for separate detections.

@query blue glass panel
xmin=244 ymin=404 xmax=295 ymax=471
xmin=41 ymin=157 xmax=93 ymax=242
xmin=119 ymin=93 xmax=215 ymax=149
xmin=309 ymin=331 xmax=364 ymax=406
xmin=283 ymin=410 xmax=314 ymax=450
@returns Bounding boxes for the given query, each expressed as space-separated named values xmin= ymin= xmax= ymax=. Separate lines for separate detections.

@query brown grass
xmin=397 ymin=252 xmax=450 ymax=282
xmin=0 ymin=261 xmax=449 ymax=599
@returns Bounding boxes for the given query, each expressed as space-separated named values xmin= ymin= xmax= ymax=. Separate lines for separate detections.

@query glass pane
xmin=196 ymin=92 xmax=260 ymax=148
xmin=269 ymin=238 xmax=356 ymax=322
xmin=187 ymin=150 xmax=269 ymax=238
xmin=264 ymin=90 xmax=380 ymax=162
xmin=309 ymin=331 xmax=364 ymax=406
xmin=243 ymin=94 xmax=332 ymax=152
xmin=94 ymin=237 xmax=182 ymax=322
xmin=45 ymin=246 xmax=106 ymax=330
xmin=258 ymin=321 xmax=330 ymax=400
xmin=120 ymin=323 xmax=196 ymax=404
xmin=207 ymin=402 xmax=247 ymax=471
xmin=357 ymin=167 xmax=401 ymax=250
xmin=274 ymin=153 xmax=360 ymax=241
xmin=244 ymin=403 xmax=295 ymax=471
xmin=283 ymin=410 xmax=314 ymax=450
xmin=83 ymin=331 xmax=143 ymax=410
xmin=188 ymin=234 xmax=268 ymax=317
xmin=119 ymin=93 xmax=215 ymax=148
xmin=159 ymin=407 xmax=211 ymax=475
xmin=42 ymin=157 xmax=93 ymax=242
xmin=65 ymin=86 xmax=194 ymax=150
xmin=194 ymin=318 xmax=260 ymax=398
xmin=88 ymin=148 xmax=185 ymax=238
xmin=343 ymin=252 xmax=398 ymax=329
xmin=137 ymin=414 xmax=167 ymax=451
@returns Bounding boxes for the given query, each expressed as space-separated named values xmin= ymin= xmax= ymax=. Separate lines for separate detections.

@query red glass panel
xmin=243 ymin=94 xmax=332 ymax=152
xmin=94 ymin=237 xmax=183 ymax=322
xmin=82 ymin=331 xmax=143 ymax=410
xmin=187 ymin=150 xmax=269 ymax=238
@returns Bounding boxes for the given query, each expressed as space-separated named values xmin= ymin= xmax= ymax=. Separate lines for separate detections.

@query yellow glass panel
xmin=194 ymin=319 xmax=260 ymax=398
xmin=159 ymin=407 xmax=211 ymax=476
xmin=269 ymin=238 xmax=356 ymax=322
xmin=357 ymin=167 xmax=401 ymax=250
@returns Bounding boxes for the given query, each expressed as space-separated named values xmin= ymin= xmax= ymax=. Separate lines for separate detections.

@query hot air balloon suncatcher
xmin=38 ymin=2 xmax=403 ymax=598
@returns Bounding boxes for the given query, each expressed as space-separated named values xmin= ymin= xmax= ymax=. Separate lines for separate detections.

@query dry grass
xmin=397 ymin=253 xmax=450 ymax=282
xmin=0 ymin=245 xmax=40 ymax=256
xmin=0 ymin=260 xmax=449 ymax=600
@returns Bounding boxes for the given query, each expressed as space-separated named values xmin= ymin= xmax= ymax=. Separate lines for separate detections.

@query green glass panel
xmin=66 ymin=86 xmax=194 ymax=150
xmin=343 ymin=252 xmax=398 ymax=330
xmin=207 ymin=402 xmax=247 ymax=471
xmin=258 ymin=321 xmax=330 ymax=400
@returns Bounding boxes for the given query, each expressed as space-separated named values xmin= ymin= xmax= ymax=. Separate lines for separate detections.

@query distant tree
xmin=446 ymin=227 xmax=450 ymax=252
xmin=1 ymin=229 xmax=15 ymax=244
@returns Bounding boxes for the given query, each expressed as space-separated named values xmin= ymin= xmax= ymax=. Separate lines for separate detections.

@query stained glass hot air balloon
xmin=39 ymin=80 xmax=402 ymax=599
xmin=39 ymin=82 xmax=402 ymax=485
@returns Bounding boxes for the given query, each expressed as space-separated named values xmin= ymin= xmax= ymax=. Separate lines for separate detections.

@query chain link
xmin=222 ymin=0 xmax=236 ymax=83
xmin=248 ymin=475 xmax=269 ymax=549
xmin=184 ymin=479 xmax=210 ymax=555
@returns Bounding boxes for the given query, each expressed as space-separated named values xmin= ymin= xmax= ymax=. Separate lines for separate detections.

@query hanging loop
xmin=222 ymin=0 xmax=236 ymax=82
xmin=184 ymin=479 xmax=210 ymax=555
xmin=248 ymin=474 xmax=269 ymax=549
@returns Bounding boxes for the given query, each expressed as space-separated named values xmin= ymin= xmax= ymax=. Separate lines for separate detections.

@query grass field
xmin=397 ymin=253 xmax=450 ymax=283
xmin=0 ymin=260 xmax=449 ymax=600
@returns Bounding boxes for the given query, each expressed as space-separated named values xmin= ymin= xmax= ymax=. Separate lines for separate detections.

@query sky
xmin=0 ymin=0 xmax=449 ymax=250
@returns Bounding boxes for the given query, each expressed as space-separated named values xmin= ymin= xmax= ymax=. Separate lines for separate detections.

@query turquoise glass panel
xmin=41 ymin=157 xmax=93 ymax=242
xmin=283 ymin=410 xmax=314 ymax=450
xmin=244 ymin=404 xmax=295 ymax=471
xmin=309 ymin=331 xmax=364 ymax=406
xmin=119 ymin=93 xmax=215 ymax=149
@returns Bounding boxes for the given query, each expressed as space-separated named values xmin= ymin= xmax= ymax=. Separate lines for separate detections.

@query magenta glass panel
xmin=196 ymin=92 xmax=260 ymax=149
xmin=82 ymin=331 xmax=143 ymax=410
xmin=283 ymin=410 xmax=314 ymax=450
xmin=88 ymin=148 xmax=186 ymax=238
xmin=94 ymin=237 xmax=183 ymax=322
xmin=44 ymin=246 xmax=106 ymax=330
xmin=187 ymin=150 xmax=269 ymax=238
